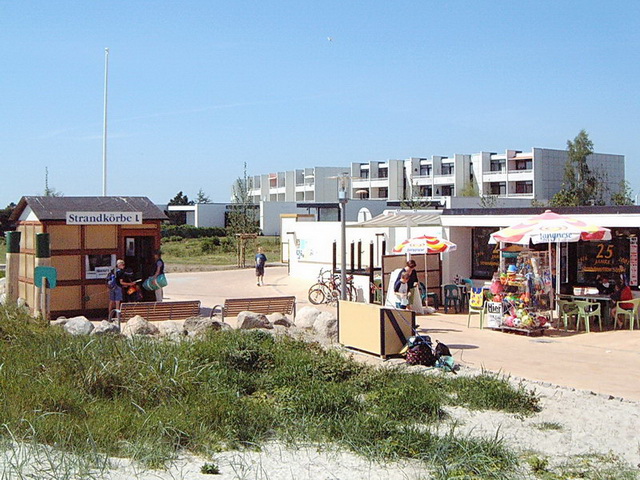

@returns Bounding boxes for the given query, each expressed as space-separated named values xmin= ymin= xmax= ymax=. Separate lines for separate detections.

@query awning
xmin=348 ymin=210 xmax=442 ymax=228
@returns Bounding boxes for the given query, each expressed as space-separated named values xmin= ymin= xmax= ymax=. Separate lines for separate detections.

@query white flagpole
xmin=102 ymin=47 xmax=109 ymax=196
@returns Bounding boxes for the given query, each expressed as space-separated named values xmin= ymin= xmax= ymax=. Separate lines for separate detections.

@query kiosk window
xmin=85 ymin=254 xmax=116 ymax=280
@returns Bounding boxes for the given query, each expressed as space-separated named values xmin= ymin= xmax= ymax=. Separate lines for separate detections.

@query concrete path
xmin=165 ymin=266 xmax=640 ymax=401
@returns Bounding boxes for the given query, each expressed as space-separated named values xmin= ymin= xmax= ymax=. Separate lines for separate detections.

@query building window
xmin=515 ymin=159 xmax=532 ymax=170
xmin=378 ymin=167 xmax=388 ymax=179
xmin=419 ymin=165 xmax=432 ymax=176
xmin=490 ymin=182 xmax=506 ymax=195
xmin=490 ymin=161 xmax=505 ymax=172
xmin=419 ymin=186 xmax=432 ymax=197
xmin=360 ymin=169 xmax=369 ymax=179
xmin=515 ymin=181 xmax=533 ymax=194
xmin=441 ymin=164 xmax=454 ymax=175
xmin=441 ymin=185 xmax=454 ymax=196
xmin=378 ymin=187 xmax=388 ymax=198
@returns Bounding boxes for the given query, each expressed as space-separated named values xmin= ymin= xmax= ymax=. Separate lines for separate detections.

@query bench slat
xmin=215 ymin=296 xmax=296 ymax=320
xmin=120 ymin=300 xmax=201 ymax=322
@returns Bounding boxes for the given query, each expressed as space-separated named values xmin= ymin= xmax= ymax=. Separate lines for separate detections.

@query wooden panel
xmin=338 ymin=301 xmax=382 ymax=355
xmin=19 ymin=253 xmax=28 ymax=278
xmin=51 ymin=255 xmax=82 ymax=281
xmin=18 ymin=281 xmax=26 ymax=301
xmin=222 ymin=296 xmax=296 ymax=317
xmin=48 ymin=225 xmax=81 ymax=250
xmin=25 ymin=282 xmax=35 ymax=310
xmin=85 ymin=225 xmax=117 ymax=249
xmin=17 ymin=226 xmax=27 ymax=250
xmin=123 ymin=224 xmax=157 ymax=230
xmin=25 ymin=225 xmax=35 ymax=250
xmin=25 ymin=254 xmax=35 ymax=280
xmin=381 ymin=309 xmax=414 ymax=356
xmin=85 ymin=284 xmax=109 ymax=311
xmin=50 ymin=286 xmax=82 ymax=312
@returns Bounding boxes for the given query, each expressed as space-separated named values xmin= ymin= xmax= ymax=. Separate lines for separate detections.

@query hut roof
xmin=10 ymin=196 xmax=168 ymax=222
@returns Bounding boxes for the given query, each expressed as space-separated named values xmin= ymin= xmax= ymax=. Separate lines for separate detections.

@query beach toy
xmin=507 ymin=264 xmax=517 ymax=273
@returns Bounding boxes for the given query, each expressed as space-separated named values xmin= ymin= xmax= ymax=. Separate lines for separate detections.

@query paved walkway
xmin=165 ymin=266 xmax=640 ymax=401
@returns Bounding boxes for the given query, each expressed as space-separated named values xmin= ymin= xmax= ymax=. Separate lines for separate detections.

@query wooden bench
xmin=212 ymin=296 xmax=296 ymax=321
xmin=120 ymin=300 xmax=201 ymax=322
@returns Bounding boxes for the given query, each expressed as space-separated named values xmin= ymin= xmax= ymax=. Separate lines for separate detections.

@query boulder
xmin=91 ymin=320 xmax=120 ymax=336
xmin=295 ymin=306 xmax=321 ymax=329
xmin=237 ymin=311 xmax=273 ymax=330
xmin=63 ymin=316 xmax=94 ymax=336
xmin=184 ymin=317 xmax=231 ymax=336
xmin=313 ymin=311 xmax=338 ymax=340
xmin=267 ymin=312 xmax=293 ymax=327
xmin=121 ymin=315 xmax=159 ymax=336
xmin=50 ymin=316 xmax=68 ymax=327
xmin=157 ymin=320 xmax=186 ymax=339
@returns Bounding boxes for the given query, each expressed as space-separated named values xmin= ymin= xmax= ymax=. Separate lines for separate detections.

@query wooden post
xmin=357 ymin=240 xmax=362 ymax=271
xmin=34 ymin=233 xmax=51 ymax=320
xmin=350 ymin=241 xmax=355 ymax=273
xmin=369 ymin=241 xmax=375 ymax=303
xmin=5 ymin=231 xmax=21 ymax=302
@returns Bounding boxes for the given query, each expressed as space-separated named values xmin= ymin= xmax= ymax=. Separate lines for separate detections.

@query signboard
xmin=576 ymin=236 xmax=630 ymax=285
xmin=486 ymin=301 xmax=503 ymax=328
xmin=86 ymin=254 xmax=116 ymax=280
xmin=472 ymin=227 xmax=500 ymax=279
xmin=66 ymin=212 xmax=142 ymax=225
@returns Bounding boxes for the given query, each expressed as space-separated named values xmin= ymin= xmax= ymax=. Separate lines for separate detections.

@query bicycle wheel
xmin=347 ymin=284 xmax=357 ymax=301
xmin=308 ymin=284 xmax=328 ymax=304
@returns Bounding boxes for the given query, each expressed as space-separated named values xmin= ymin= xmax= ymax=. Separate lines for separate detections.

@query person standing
xmin=152 ymin=250 xmax=165 ymax=301
xmin=255 ymin=247 xmax=267 ymax=286
xmin=108 ymin=259 xmax=135 ymax=318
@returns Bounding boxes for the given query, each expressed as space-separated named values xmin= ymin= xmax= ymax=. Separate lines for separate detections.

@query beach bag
xmin=106 ymin=271 xmax=117 ymax=290
xmin=405 ymin=343 xmax=437 ymax=367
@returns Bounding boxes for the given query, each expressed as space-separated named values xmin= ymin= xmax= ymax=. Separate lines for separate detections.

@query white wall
xmin=195 ymin=204 xmax=227 ymax=228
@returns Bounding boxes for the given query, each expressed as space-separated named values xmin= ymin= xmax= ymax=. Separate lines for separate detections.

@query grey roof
xmin=349 ymin=211 xmax=442 ymax=228
xmin=10 ymin=196 xmax=168 ymax=222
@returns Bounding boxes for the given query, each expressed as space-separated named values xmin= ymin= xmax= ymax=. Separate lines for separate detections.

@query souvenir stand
xmin=485 ymin=248 xmax=553 ymax=335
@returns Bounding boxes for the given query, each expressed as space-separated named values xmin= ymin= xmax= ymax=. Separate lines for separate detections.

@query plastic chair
xmin=556 ymin=298 xmax=579 ymax=331
xmin=443 ymin=284 xmax=462 ymax=314
xmin=467 ymin=287 xmax=485 ymax=328
xmin=419 ymin=282 xmax=439 ymax=309
xmin=614 ymin=298 xmax=640 ymax=330
xmin=574 ymin=300 xmax=602 ymax=333
xmin=461 ymin=278 xmax=474 ymax=308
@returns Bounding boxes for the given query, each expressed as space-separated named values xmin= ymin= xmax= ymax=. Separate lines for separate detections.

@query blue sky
xmin=1 ymin=1 xmax=639 ymax=206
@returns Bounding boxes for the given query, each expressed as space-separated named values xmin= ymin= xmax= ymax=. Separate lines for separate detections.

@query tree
xmin=44 ymin=167 xmax=63 ymax=197
xmin=399 ymin=182 xmax=432 ymax=209
xmin=195 ymin=188 xmax=211 ymax=204
xmin=550 ymin=130 xmax=608 ymax=206
xmin=166 ymin=191 xmax=194 ymax=225
xmin=0 ymin=202 xmax=16 ymax=235
xmin=610 ymin=180 xmax=635 ymax=206
xmin=459 ymin=181 xmax=479 ymax=197
xmin=227 ymin=163 xmax=259 ymax=236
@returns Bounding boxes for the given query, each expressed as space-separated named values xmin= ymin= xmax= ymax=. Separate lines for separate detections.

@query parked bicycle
xmin=308 ymin=268 xmax=357 ymax=305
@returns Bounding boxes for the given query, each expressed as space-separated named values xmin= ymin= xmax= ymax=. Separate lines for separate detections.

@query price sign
xmin=486 ymin=301 xmax=503 ymax=328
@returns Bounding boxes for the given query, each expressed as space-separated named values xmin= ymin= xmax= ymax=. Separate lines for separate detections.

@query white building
xmin=248 ymin=148 xmax=625 ymax=206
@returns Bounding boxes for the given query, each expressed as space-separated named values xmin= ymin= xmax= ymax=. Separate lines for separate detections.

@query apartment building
xmin=247 ymin=148 xmax=625 ymax=205
xmin=248 ymin=166 xmax=349 ymax=204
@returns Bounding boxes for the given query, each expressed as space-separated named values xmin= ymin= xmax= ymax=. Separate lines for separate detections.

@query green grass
xmin=0 ymin=302 xmax=630 ymax=479
xmin=161 ymin=235 xmax=280 ymax=266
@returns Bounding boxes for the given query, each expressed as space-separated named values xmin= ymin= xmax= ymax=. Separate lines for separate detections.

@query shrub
xmin=161 ymin=225 xmax=226 ymax=239
xmin=200 ymin=237 xmax=221 ymax=254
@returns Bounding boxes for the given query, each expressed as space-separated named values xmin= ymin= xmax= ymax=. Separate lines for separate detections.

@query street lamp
xmin=337 ymin=173 xmax=349 ymax=300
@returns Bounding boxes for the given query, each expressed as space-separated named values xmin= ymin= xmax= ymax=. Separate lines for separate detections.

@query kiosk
xmin=9 ymin=196 xmax=167 ymax=318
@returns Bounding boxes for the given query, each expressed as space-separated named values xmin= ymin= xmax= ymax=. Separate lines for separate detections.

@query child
xmin=394 ymin=272 xmax=411 ymax=309
xmin=255 ymin=247 xmax=267 ymax=286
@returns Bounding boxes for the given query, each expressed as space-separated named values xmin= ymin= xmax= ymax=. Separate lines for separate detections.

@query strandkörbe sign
xmin=66 ymin=212 xmax=143 ymax=225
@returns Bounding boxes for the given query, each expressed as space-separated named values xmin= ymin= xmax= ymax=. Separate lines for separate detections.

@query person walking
xmin=152 ymin=250 xmax=165 ymax=301
xmin=255 ymin=247 xmax=267 ymax=286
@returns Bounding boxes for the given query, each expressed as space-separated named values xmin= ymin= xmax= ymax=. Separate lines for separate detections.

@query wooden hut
xmin=9 ymin=196 xmax=167 ymax=318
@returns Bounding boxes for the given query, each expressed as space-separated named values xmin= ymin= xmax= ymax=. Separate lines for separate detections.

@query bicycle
xmin=308 ymin=268 xmax=357 ymax=304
